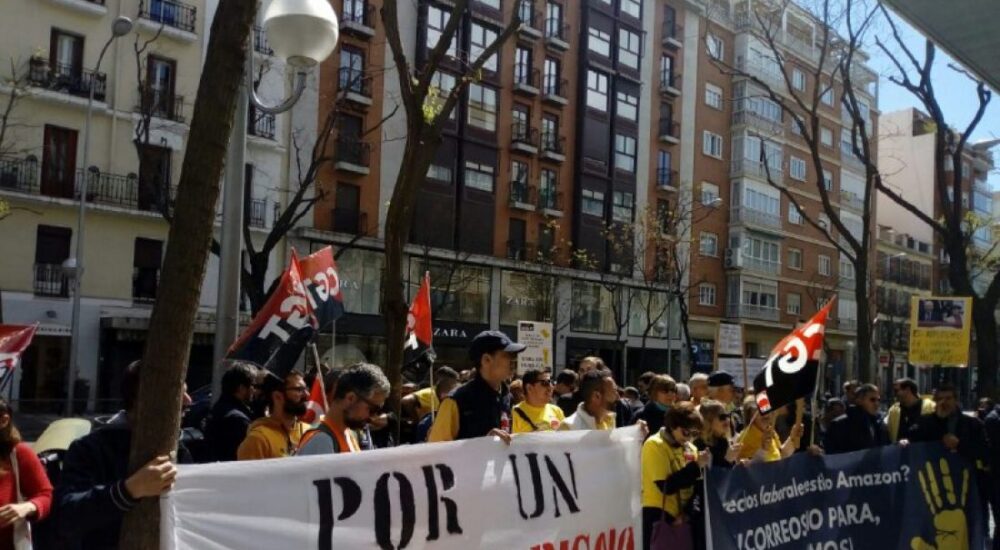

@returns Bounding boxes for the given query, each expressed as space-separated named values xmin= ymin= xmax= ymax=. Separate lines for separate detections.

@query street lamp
xmin=65 ymin=16 xmax=133 ymax=416
xmin=211 ymin=0 xmax=339 ymax=397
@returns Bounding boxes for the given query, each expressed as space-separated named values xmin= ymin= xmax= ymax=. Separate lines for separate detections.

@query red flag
xmin=297 ymin=246 xmax=345 ymax=329
xmin=404 ymin=272 xmax=433 ymax=357
xmin=753 ymin=298 xmax=835 ymax=414
xmin=301 ymin=375 xmax=327 ymax=424
xmin=0 ymin=324 xmax=38 ymax=371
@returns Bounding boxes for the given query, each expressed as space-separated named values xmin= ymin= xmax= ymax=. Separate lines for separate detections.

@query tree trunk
xmin=855 ymin=289 xmax=874 ymax=383
xmin=972 ymin=297 xmax=999 ymax=399
xmin=118 ymin=3 xmax=256 ymax=548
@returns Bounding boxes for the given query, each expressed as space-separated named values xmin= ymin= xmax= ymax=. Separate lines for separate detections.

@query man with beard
xmin=298 ymin=363 xmax=390 ymax=455
xmin=204 ymin=361 xmax=261 ymax=461
xmin=237 ymin=370 xmax=312 ymax=460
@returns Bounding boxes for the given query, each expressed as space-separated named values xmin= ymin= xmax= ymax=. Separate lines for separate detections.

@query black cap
xmin=708 ymin=371 xmax=735 ymax=387
xmin=468 ymin=330 xmax=527 ymax=366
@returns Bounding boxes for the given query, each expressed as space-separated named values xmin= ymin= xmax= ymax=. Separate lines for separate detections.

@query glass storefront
xmin=570 ymin=280 xmax=616 ymax=333
xmin=408 ymin=258 xmax=491 ymax=324
xmin=335 ymin=248 xmax=383 ymax=315
xmin=627 ymin=289 xmax=671 ymax=337
xmin=500 ymin=271 xmax=553 ymax=325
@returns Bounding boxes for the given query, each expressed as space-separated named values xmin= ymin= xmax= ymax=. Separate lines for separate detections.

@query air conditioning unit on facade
xmin=723 ymin=248 xmax=738 ymax=269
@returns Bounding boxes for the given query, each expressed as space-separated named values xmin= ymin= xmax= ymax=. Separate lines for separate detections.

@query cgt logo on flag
xmin=301 ymin=376 xmax=327 ymax=424
xmin=0 ymin=324 xmax=39 ymax=372
xmin=755 ymin=391 xmax=772 ymax=413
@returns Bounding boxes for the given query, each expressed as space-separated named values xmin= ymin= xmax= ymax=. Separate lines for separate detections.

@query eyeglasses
xmin=680 ymin=428 xmax=701 ymax=438
xmin=533 ymin=379 xmax=554 ymax=386
xmin=718 ymin=413 xmax=731 ymax=420
xmin=286 ymin=385 xmax=308 ymax=394
xmin=360 ymin=395 xmax=383 ymax=414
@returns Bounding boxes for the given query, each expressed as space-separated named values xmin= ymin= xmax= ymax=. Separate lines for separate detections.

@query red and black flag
xmin=404 ymin=272 xmax=434 ymax=365
xmin=297 ymin=246 xmax=345 ymax=330
xmin=0 ymin=324 xmax=38 ymax=372
xmin=753 ymin=298 xmax=835 ymax=414
xmin=226 ymin=254 xmax=316 ymax=377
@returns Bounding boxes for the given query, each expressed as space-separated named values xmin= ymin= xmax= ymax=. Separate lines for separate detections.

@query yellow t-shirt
xmin=512 ymin=402 xmax=566 ymax=433
xmin=237 ymin=417 xmax=311 ymax=460
xmin=737 ymin=423 xmax=782 ymax=462
xmin=413 ymin=387 xmax=441 ymax=418
xmin=427 ymin=398 xmax=460 ymax=442
xmin=641 ymin=431 xmax=697 ymax=517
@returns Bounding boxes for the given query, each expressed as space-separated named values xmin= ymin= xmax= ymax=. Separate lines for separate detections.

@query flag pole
xmin=810 ymin=352 xmax=825 ymax=448
xmin=330 ymin=320 xmax=337 ymax=370
xmin=309 ymin=342 xmax=328 ymax=413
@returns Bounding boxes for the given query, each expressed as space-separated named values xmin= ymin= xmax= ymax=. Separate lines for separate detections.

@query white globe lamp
xmin=263 ymin=0 xmax=340 ymax=68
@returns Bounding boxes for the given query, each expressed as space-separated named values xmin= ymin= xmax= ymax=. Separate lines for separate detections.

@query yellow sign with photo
xmin=908 ymin=296 xmax=972 ymax=366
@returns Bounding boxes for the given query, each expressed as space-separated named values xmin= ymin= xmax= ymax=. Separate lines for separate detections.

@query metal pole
xmin=211 ymin=63 xmax=249 ymax=398
xmin=66 ymin=36 xmax=116 ymax=416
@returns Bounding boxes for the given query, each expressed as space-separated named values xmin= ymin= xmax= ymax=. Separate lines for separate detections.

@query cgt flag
xmin=0 ymin=324 xmax=39 ymax=371
xmin=226 ymin=254 xmax=316 ymax=377
xmin=753 ymin=298 xmax=835 ymax=414
xmin=296 ymin=246 xmax=345 ymax=330
xmin=404 ymin=271 xmax=434 ymax=364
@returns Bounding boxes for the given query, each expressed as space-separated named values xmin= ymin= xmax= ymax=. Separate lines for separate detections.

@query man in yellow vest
xmin=885 ymin=377 xmax=934 ymax=442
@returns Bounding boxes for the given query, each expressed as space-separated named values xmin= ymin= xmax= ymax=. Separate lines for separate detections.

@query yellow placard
xmin=908 ymin=296 xmax=972 ymax=367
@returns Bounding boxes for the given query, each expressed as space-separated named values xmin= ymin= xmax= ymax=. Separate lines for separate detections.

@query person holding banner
xmin=428 ymin=331 xmax=525 ymax=443
xmin=561 ymin=371 xmax=618 ymax=432
xmin=298 ymin=364 xmax=390 ymax=455
xmin=886 ymin=377 xmax=935 ymax=443
xmin=640 ymin=402 xmax=709 ymax=550
xmin=237 ymin=371 xmax=311 ymax=460
xmin=736 ymin=398 xmax=802 ymax=463
xmin=511 ymin=368 xmax=565 ymax=433
xmin=694 ymin=400 xmax=742 ymax=469
xmin=822 ymin=384 xmax=890 ymax=455
xmin=633 ymin=375 xmax=678 ymax=440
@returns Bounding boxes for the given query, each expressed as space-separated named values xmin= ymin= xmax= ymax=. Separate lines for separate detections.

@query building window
xmin=818 ymin=213 xmax=830 ymax=230
xmin=426 ymin=163 xmax=453 ymax=183
xmin=612 ymin=191 xmax=634 ymax=222
xmin=586 ymin=70 xmax=609 ymax=112
xmin=658 ymin=150 xmax=673 ymax=187
xmin=787 ymin=293 xmax=801 ymax=315
xmin=467 ymin=83 xmax=497 ymax=131
xmin=411 ymin=259 xmax=491 ymax=324
xmin=588 ymin=27 xmax=612 ymax=57
xmin=792 ymin=68 xmax=806 ymax=91
xmin=479 ymin=0 xmax=501 ymax=8
xmin=703 ymin=131 xmax=723 ymax=158
xmin=546 ymin=1 xmax=563 ymax=36
xmin=542 ymin=57 xmax=560 ymax=95
xmin=788 ymin=204 xmax=803 ymax=224
xmin=820 ymin=126 xmax=833 ymax=146
xmin=511 ymin=159 xmax=529 ymax=184
xmin=470 ymin=23 xmax=498 ymax=71
xmin=618 ymin=28 xmax=641 ymax=69
xmin=821 ymin=86 xmax=834 ymax=105
xmin=699 ymin=283 xmax=717 ymax=306
xmin=541 ymin=114 xmax=558 ymax=148
xmin=741 ymin=281 xmax=777 ymax=309
xmin=427 ymin=71 xmax=457 ymax=120
xmin=707 ymin=33 xmax=724 ymax=60
xmin=581 ymin=189 xmax=605 ymax=216
xmin=700 ymin=232 xmax=719 ymax=256
xmin=705 ymin=83 xmax=723 ymax=110
xmin=540 ymin=169 xmax=558 ymax=208
xmin=614 ymin=134 xmax=637 ymax=172
xmin=339 ymin=46 xmax=365 ymax=93
xmin=701 ymin=182 xmax=719 ymax=205
xmin=571 ymin=280 xmax=615 ymax=333
xmin=616 ymin=90 xmax=638 ymax=121
xmin=133 ymin=237 xmax=163 ymax=303
xmin=514 ymin=47 xmax=532 ymax=83
xmin=500 ymin=271 xmax=554 ymax=325
xmin=660 ymin=55 xmax=675 ymax=87
xmin=34 ymin=225 xmax=71 ymax=297
xmin=622 ymin=0 xmax=641 ymax=18
xmin=788 ymin=247 xmax=802 ymax=269
xmin=790 ymin=157 xmax=807 ymax=181
xmin=823 ymin=169 xmax=833 ymax=190
xmin=818 ymin=254 xmax=832 ymax=276
xmin=464 ymin=161 xmax=494 ymax=192
xmin=426 ymin=6 xmax=457 ymax=56
xmin=50 ymin=29 xmax=84 ymax=78
xmin=146 ymin=55 xmax=177 ymax=119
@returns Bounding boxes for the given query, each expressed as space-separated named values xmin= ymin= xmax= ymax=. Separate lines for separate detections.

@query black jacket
xmin=204 ymin=394 xmax=253 ymax=462
xmin=614 ymin=399 xmax=634 ymax=428
xmin=633 ymin=402 xmax=668 ymax=439
xmin=823 ymin=406 xmax=890 ymax=454
xmin=909 ymin=411 xmax=989 ymax=472
xmin=555 ymin=394 xmax=576 ymax=418
xmin=985 ymin=406 xmax=1000 ymax=475
xmin=450 ymin=375 xmax=511 ymax=440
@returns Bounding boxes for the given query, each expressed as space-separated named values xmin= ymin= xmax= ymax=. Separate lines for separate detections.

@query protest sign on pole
xmin=163 ymin=427 xmax=642 ymax=550
xmin=516 ymin=321 xmax=553 ymax=375
xmin=705 ymin=442 xmax=986 ymax=550
xmin=716 ymin=322 xmax=746 ymax=386
xmin=908 ymin=296 xmax=972 ymax=367
xmin=717 ymin=322 xmax=743 ymax=356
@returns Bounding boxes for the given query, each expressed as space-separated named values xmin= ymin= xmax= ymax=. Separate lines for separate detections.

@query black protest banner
xmin=705 ymin=442 xmax=986 ymax=550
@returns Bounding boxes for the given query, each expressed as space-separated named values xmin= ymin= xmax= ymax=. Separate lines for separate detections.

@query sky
xmin=868 ymin=11 xmax=1000 ymax=191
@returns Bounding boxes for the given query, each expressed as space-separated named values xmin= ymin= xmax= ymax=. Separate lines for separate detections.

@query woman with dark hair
xmin=641 ymin=402 xmax=710 ymax=550
xmin=0 ymin=398 xmax=53 ymax=549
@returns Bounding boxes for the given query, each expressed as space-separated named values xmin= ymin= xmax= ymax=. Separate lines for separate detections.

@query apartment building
xmin=292 ymin=0 xmax=881 ymax=384
xmin=0 ymin=0 xmax=306 ymax=411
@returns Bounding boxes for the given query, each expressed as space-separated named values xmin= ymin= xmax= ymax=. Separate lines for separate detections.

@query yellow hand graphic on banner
xmin=910 ymin=458 xmax=969 ymax=550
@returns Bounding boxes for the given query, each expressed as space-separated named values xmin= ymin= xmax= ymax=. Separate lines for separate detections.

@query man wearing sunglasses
xmin=237 ymin=371 xmax=312 ymax=460
xmin=298 ymin=363 xmax=390 ymax=455
xmin=512 ymin=368 xmax=565 ymax=433
xmin=823 ymin=383 xmax=890 ymax=455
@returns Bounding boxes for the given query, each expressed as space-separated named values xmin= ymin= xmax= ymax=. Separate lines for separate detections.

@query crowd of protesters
xmin=4 ymin=329 xmax=998 ymax=549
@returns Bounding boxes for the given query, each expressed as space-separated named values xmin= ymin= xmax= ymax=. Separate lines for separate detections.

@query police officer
xmin=427 ymin=331 xmax=526 ymax=443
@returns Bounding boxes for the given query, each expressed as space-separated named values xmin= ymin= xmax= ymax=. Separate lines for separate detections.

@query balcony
xmin=507 ymin=240 xmax=536 ymax=262
xmin=540 ymin=133 xmax=565 ymax=162
xmin=332 ymin=208 xmax=367 ymax=235
xmin=339 ymin=67 xmax=373 ymax=107
xmin=509 ymin=181 xmax=536 ymax=211
xmin=840 ymin=190 xmax=864 ymax=212
xmin=724 ymin=248 xmax=781 ymax=275
xmin=839 ymin=276 xmax=856 ymax=290
xmin=835 ymin=318 xmax=858 ymax=331
xmin=541 ymin=76 xmax=568 ymax=105
xmin=517 ymin=1 xmax=542 ymax=39
xmin=248 ymin=198 xmax=266 ymax=228
xmin=513 ymin=66 xmax=540 ymax=95
xmin=656 ymin=168 xmax=678 ymax=190
xmin=0 ymin=156 xmax=39 ymax=194
xmin=538 ymin=187 xmax=562 ymax=216
xmin=34 ymin=264 xmax=69 ymax=298
xmin=544 ymin=18 xmax=570 ymax=51
xmin=511 ymin=122 xmax=539 ymax=155
xmin=658 ymin=118 xmax=680 ymax=144
xmin=335 ymin=138 xmax=371 ymax=174
xmin=47 ymin=0 xmax=108 ymax=17
xmin=730 ymin=158 xmax=783 ymax=182
xmin=840 ymin=143 xmax=866 ymax=172
xmin=730 ymin=206 xmax=783 ymax=232
xmin=137 ymin=87 xmax=185 ymax=123
xmin=27 ymin=58 xmax=107 ymax=102
xmin=341 ymin=0 xmax=375 ymax=38
xmin=253 ymin=25 xmax=273 ymax=55
xmin=662 ymin=21 xmax=683 ymax=48
xmin=138 ymin=0 xmax=197 ymax=34
xmin=727 ymin=303 xmax=780 ymax=322
xmin=660 ymin=72 xmax=681 ymax=97
xmin=735 ymin=58 xmax=785 ymax=91
xmin=732 ymin=109 xmax=784 ymax=137
xmin=248 ymin=109 xmax=276 ymax=140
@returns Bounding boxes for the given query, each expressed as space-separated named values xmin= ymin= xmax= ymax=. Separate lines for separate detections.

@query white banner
xmin=162 ymin=427 xmax=643 ymax=550
xmin=517 ymin=321 xmax=553 ymax=374
xmin=716 ymin=323 xmax=743 ymax=356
